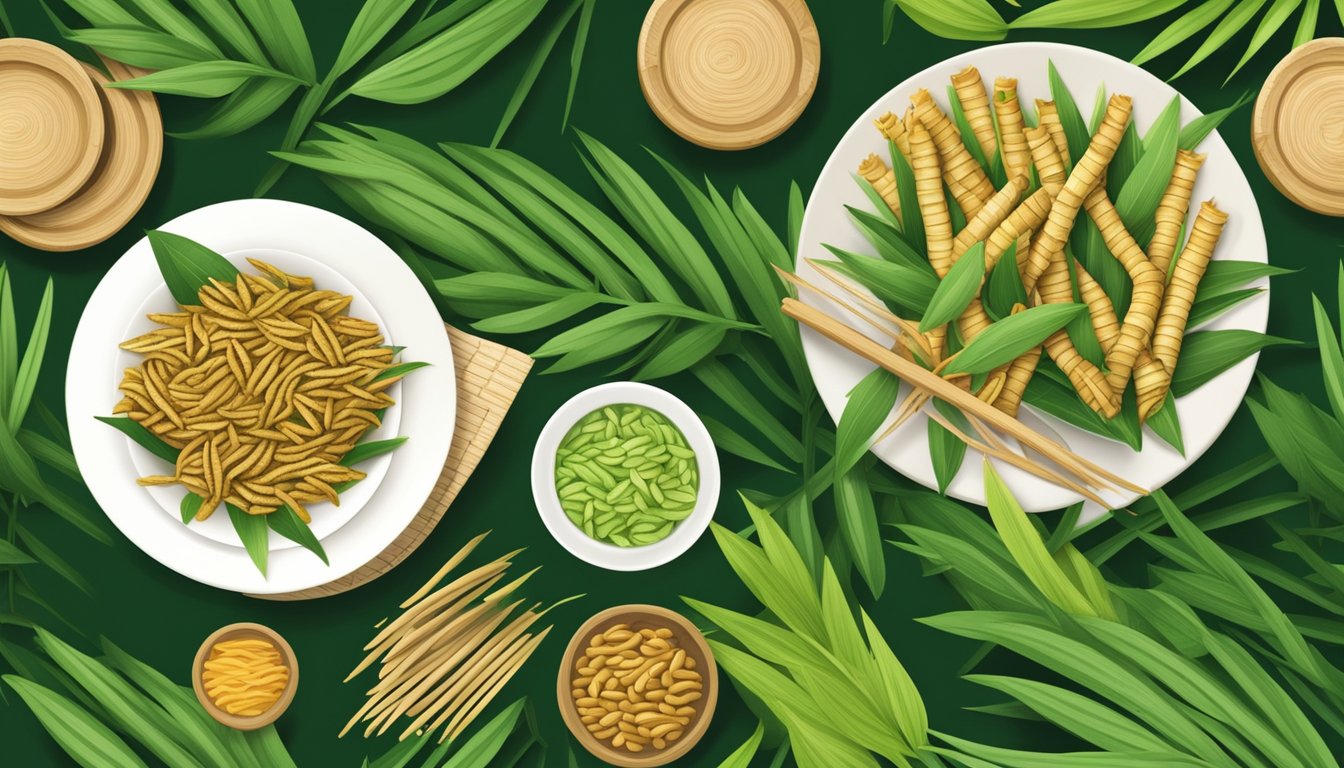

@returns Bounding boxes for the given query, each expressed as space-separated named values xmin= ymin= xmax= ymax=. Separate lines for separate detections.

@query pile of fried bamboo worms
xmin=786 ymin=66 xmax=1232 ymax=502
xmin=341 ymin=533 xmax=578 ymax=743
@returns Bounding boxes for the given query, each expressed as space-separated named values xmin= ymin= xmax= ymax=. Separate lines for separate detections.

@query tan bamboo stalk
xmin=911 ymin=88 xmax=996 ymax=218
xmin=1026 ymin=125 xmax=1066 ymax=196
xmin=994 ymin=77 xmax=1031 ymax=180
xmin=782 ymin=296 xmax=1146 ymax=494
xmin=1151 ymin=201 xmax=1229 ymax=376
xmin=960 ymin=415 xmax=1109 ymax=506
xmin=858 ymin=154 xmax=902 ymax=221
xmin=951 ymin=66 xmax=997 ymax=162
xmin=873 ymin=111 xmax=912 ymax=157
xmin=1032 ymin=255 xmax=1122 ymax=418
xmin=401 ymin=532 xmax=488 ymax=608
xmin=1082 ymin=185 xmax=1166 ymax=394
xmin=1149 ymin=150 xmax=1206 ymax=279
xmin=1022 ymin=94 xmax=1132 ymax=294
xmin=1036 ymin=99 xmax=1071 ymax=166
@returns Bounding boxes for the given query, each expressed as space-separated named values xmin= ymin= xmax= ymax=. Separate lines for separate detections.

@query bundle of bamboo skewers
xmin=785 ymin=66 xmax=1229 ymax=502
xmin=341 ymin=533 xmax=577 ymax=743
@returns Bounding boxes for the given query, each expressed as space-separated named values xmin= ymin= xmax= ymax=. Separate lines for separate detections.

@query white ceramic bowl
xmin=532 ymin=382 xmax=719 ymax=571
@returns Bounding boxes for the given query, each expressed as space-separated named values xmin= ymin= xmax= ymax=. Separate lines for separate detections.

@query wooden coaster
xmin=250 ymin=326 xmax=533 ymax=601
xmin=0 ymin=59 xmax=162 ymax=251
xmin=0 ymin=39 xmax=105 ymax=216
xmin=638 ymin=0 xmax=820 ymax=150
xmin=1252 ymin=37 xmax=1344 ymax=217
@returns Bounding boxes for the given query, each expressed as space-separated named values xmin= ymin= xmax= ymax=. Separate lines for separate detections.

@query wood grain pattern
xmin=0 ymin=58 xmax=162 ymax=251
xmin=0 ymin=38 xmax=104 ymax=216
xmin=639 ymin=0 xmax=820 ymax=150
xmin=1252 ymin=37 xmax=1344 ymax=217
xmin=249 ymin=326 xmax=532 ymax=601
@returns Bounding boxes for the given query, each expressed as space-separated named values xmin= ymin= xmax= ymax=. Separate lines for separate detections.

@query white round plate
xmin=68 ymin=200 xmax=457 ymax=594
xmin=532 ymin=382 xmax=720 ymax=571
xmin=797 ymin=42 xmax=1268 ymax=513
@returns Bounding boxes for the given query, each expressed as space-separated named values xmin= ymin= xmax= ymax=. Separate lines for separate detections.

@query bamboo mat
xmin=250 ymin=325 xmax=532 ymax=601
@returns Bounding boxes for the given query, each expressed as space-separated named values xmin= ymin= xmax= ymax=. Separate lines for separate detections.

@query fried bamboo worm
xmin=951 ymin=66 xmax=997 ymax=162
xmin=1026 ymin=125 xmax=1066 ymax=197
xmin=948 ymin=175 xmax=1029 ymax=343
xmin=1151 ymin=201 xmax=1229 ymax=380
xmin=911 ymin=118 xmax=956 ymax=361
xmin=1075 ymin=265 xmax=1171 ymax=422
xmin=912 ymin=88 xmax=996 ymax=218
xmin=858 ymin=154 xmax=902 ymax=222
xmin=1082 ymin=185 xmax=1166 ymax=394
xmin=783 ymin=297 xmax=1146 ymax=495
xmin=1148 ymin=150 xmax=1206 ymax=279
xmin=996 ymin=304 xmax=1044 ymax=418
xmin=1035 ymin=258 xmax=1122 ymax=418
xmin=1022 ymin=94 xmax=1132 ymax=293
xmin=1036 ymin=100 xmax=1071 ymax=167
xmin=994 ymin=77 xmax=1032 ymax=181
xmin=874 ymin=111 xmax=912 ymax=157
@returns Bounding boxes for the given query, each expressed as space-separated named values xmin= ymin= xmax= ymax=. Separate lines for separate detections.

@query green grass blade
xmin=491 ymin=0 xmax=583 ymax=147
xmin=2 ymin=676 xmax=147 ymax=768
xmin=562 ymin=0 xmax=594 ymax=129
xmin=7 ymin=277 xmax=51 ymax=430
xmin=227 ymin=504 xmax=269 ymax=576
xmin=1132 ymin=0 xmax=1239 ymax=66
xmin=1171 ymin=331 xmax=1299 ymax=397
xmin=835 ymin=464 xmax=886 ymax=598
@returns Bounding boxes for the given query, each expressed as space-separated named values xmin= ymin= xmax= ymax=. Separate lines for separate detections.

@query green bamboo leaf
xmin=534 ymin=304 xmax=746 ymax=357
xmin=1179 ymin=91 xmax=1254 ymax=150
xmin=17 ymin=527 xmax=91 ymax=596
xmin=95 ymin=417 xmax=179 ymax=463
xmin=891 ymin=139 xmax=923 ymax=248
xmin=788 ymin=181 xmax=804 ymax=259
xmin=437 ymin=698 xmax=525 ymax=768
xmin=1011 ymin=0 xmax=1186 ymax=28
xmin=820 ymin=249 xmax=937 ymax=317
xmin=1132 ymin=0 xmax=1239 ymax=66
xmin=1188 ymin=288 xmax=1261 ymax=328
xmin=1171 ymin=331 xmax=1299 ymax=397
xmin=944 ymin=304 xmax=1085 ymax=375
xmin=984 ymin=243 xmax=1027 ymax=321
xmin=145 ymin=229 xmax=237 ymax=306
xmin=634 ymin=323 xmax=727 ymax=381
xmin=920 ymin=243 xmax=985 ymax=332
xmin=853 ymin=174 xmax=901 ymax=231
xmin=929 ymin=400 xmax=967 ymax=494
xmin=180 ymin=0 xmax=269 ymax=65
xmin=170 ymin=79 xmax=300 ymax=140
xmin=931 ymin=735 xmax=1212 ymax=767
xmin=1196 ymin=260 xmax=1292 ymax=298
xmin=233 ymin=0 xmax=315 ymax=82
xmin=882 ymin=0 xmax=896 ymax=44
xmin=562 ymin=0 xmax=594 ymax=129
xmin=965 ymin=675 xmax=1172 ymax=753
xmin=122 ymin=0 xmax=220 ymax=54
xmin=717 ymin=721 xmax=764 ymax=768
xmin=984 ymin=461 xmax=1099 ymax=617
xmin=948 ymin=84 xmax=991 ymax=173
xmin=105 ymin=61 xmax=300 ymax=97
xmin=180 ymin=493 xmax=202 ymax=524
xmin=0 ymin=538 xmax=34 ymax=565
xmin=1048 ymin=60 xmax=1090 ymax=168
xmin=1023 ymin=370 xmax=1141 ymax=449
xmin=0 ymin=265 xmax=14 ymax=411
xmin=1173 ymin=0 xmax=1271 ymax=79
xmin=64 ymin=27 xmax=217 ymax=69
xmin=8 ymin=277 xmax=51 ymax=430
xmin=1228 ymin=0 xmax=1304 ymax=80
xmin=1106 ymin=122 xmax=1143 ymax=197
xmin=340 ymin=437 xmax=408 ymax=467
xmin=1147 ymin=391 xmax=1185 ymax=455
xmin=470 ymin=293 xmax=606 ymax=334
xmin=900 ymin=524 xmax=1044 ymax=609
xmin=1293 ymin=0 xmax=1320 ymax=46
xmin=1116 ymin=95 xmax=1181 ymax=245
xmin=228 ymin=504 xmax=269 ymax=576
xmin=243 ymin=727 xmax=297 ymax=768
xmin=63 ymin=0 xmax=140 ymax=27
xmin=1313 ymin=294 xmax=1344 ymax=424
xmin=491 ymin=0 xmax=583 ymax=147
xmin=891 ymin=0 xmax=1008 ymax=41
xmin=3 ymin=675 xmax=147 ymax=768
xmin=835 ymin=465 xmax=886 ymax=598
xmin=699 ymin=414 xmax=791 ymax=473
xmin=846 ymin=206 xmax=932 ymax=273
xmin=708 ymin=523 xmax=823 ymax=642
xmin=835 ymin=368 xmax=901 ymax=478
xmin=331 ymin=0 xmax=418 ymax=76
xmin=345 ymin=0 xmax=546 ymax=104
xmin=694 ymin=361 xmax=804 ymax=462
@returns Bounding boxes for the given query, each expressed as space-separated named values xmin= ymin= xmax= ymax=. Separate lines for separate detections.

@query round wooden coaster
xmin=0 ymin=60 xmax=162 ymax=251
xmin=0 ymin=39 xmax=105 ymax=216
xmin=1252 ymin=37 xmax=1344 ymax=217
xmin=638 ymin=0 xmax=820 ymax=151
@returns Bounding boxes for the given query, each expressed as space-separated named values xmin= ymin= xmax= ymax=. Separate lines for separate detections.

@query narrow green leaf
xmin=891 ymin=0 xmax=1008 ymax=41
xmin=180 ymin=0 xmax=269 ymax=65
xmin=929 ymin=400 xmax=968 ymax=494
xmin=835 ymin=368 xmax=901 ymax=479
xmin=891 ymin=139 xmax=923 ymax=249
xmin=1228 ymin=0 xmax=1304 ymax=80
xmin=694 ymin=360 xmax=804 ymax=462
xmin=966 ymin=675 xmax=1172 ymax=753
xmin=491 ymin=0 xmax=583 ymax=147
xmin=921 ymin=243 xmax=985 ymax=332
xmin=717 ymin=721 xmax=765 ymax=768
xmin=788 ymin=181 xmax=804 ymax=259
xmin=562 ymin=0 xmax=595 ymax=129
xmin=95 ymin=417 xmax=179 ymax=463
xmin=1011 ymin=0 xmax=1186 ymax=28
xmin=1180 ymin=91 xmax=1255 ymax=150
xmin=1048 ymin=60 xmax=1090 ymax=167
xmin=1294 ymin=0 xmax=1320 ymax=46
xmin=846 ymin=205 xmax=932 ymax=273
xmin=180 ymin=493 xmax=202 ymax=524
xmin=984 ymin=243 xmax=1027 ymax=320
xmin=1188 ymin=288 xmax=1261 ymax=329
xmin=63 ymin=27 xmax=217 ymax=69
xmin=1132 ymin=0 xmax=1239 ymax=66
xmin=3 ymin=676 xmax=147 ymax=768
xmin=146 ymin=230 xmax=239 ymax=304
xmin=439 ymin=698 xmax=526 ymax=768
xmin=0 ymin=265 xmax=15 ymax=411
xmin=1147 ymin=391 xmax=1185 ymax=455
xmin=1171 ymin=331 xmax=1299 ymax=397
xmin=944 ymin=304 xmax=1085 ymax=375
xmin=228 ymin=504 xmax=269 ymax=576
xmin=700 ymin=414 xmax=791 ymax=473
xmin=8 ymin=278 xmax=51 ymax=430
xmin=105 ymin=61 xmax=300 ymax=97
xmin=1116 ymin=95 xmax=1181 ymax=245
xmin=0 ymin=539 xmax=34 ymax=565
xmin=1313 ymin=294 xmax=1344 ymax=424
xmin=634 ymin=323 xmax=727 ymax=381
xmin=1172 ymin=0 xmax=1271 ymax=79
xmin=835 ymin=464 xmax=886 ymax=598
xmin=233 ymin=0 xmax=315 ymax=82
xmin=331 ymin=0 xmax=418 ymax=76
xmin=170 ymin=78 xmax=300 ymax=140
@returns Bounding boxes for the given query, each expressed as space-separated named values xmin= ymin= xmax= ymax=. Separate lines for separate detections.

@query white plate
xmin=68 ymin=200 xmax=457 ymax=594
xmin=797 ymin=43 xmax=1268 ymax=513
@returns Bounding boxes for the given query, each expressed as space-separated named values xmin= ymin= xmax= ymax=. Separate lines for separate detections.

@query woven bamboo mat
xmin=250 ymin=325 xmax=532 ymax=601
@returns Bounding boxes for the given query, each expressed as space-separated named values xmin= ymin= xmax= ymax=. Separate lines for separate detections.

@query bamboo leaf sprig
xmin=882 ymin=0 xmax=1343 ymax=82
xmin=0 ymin=264 xmax=109 ymax=629
xmin=52 ymin=0 xmax=595 ymax=192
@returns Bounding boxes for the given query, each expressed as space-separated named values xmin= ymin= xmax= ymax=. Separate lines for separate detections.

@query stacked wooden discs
xmin=638 ymin=0 xmax=820 ymax=150
xmin=0 ymin=39 xmax=162 ymax=251
xmin=1252 ymin=37 xmax=1344 ymax=217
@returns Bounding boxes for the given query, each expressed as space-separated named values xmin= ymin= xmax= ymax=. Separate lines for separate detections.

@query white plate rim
xmin=796 ymin=42 xmax=1269 ymax=513
xmin=67 ymin=199 xmax=458 ymax=594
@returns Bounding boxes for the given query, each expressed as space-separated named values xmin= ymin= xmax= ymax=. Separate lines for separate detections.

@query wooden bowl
xmin=192 ymin=623 xmax=298 ymax=731
xmin=558 ymin=604 xmax=718 ymax=767
xmin=1251 ymin=37 xmax=1344 ymax=216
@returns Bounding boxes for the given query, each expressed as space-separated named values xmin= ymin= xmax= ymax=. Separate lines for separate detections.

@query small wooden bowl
xmin=558 ymin=605 xmax=718 ymax=767
xmin=192 ymin=623 xmax=298 ymax=731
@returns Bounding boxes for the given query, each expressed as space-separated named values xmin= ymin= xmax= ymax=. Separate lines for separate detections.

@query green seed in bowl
xmin=554 ymin=404 xmax=698 ymax=547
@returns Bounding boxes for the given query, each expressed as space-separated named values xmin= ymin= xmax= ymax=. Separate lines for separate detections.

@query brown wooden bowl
xmin=192 ymin=622 xmax=298 ymax=731
xmin=558 ymin=604 xmax=718 ymax=767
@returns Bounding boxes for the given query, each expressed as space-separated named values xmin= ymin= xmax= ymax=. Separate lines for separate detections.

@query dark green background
xmin=2 ymin=0 xmax=1341 ymax=764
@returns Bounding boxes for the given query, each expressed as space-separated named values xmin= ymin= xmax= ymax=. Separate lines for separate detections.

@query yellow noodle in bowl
xmin=202 ymin=636 xmax=290 ymax=717
xmin=114 ymin=259 xmax=409 ymax=523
